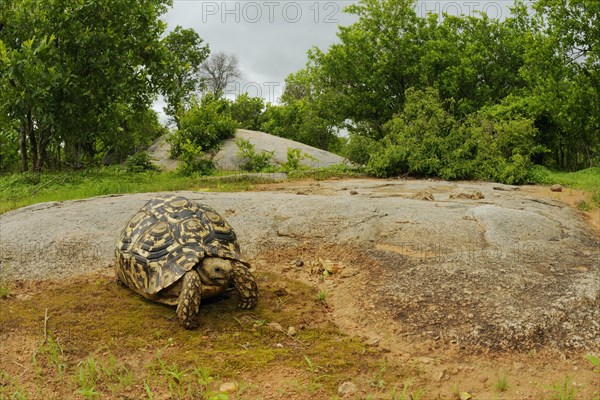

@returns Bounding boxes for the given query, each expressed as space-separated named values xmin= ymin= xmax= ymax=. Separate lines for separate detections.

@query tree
xmin=0 ymin=2 xmax=61 ymax=172
xmin=161 ymin=26 xmax=210 ymax=129
xmin=261 ymin=67 xmax=344 ymax=152
xmin=200 ymin=52 xmax=243 ymax=98
xmin=521 ymin=0 xmax=600 ymax=169
xmin=286 ymin=0 xmax=597 ymax=172
xmin=170 ymin=94 xmax=237 ymax=157
xmin=306 ymin=0 xmax=422 ymax=139
xmin=229 ymin=93 xmax=264 ymax=130
xmin=0 ymin=0 xmax=181 ymax=172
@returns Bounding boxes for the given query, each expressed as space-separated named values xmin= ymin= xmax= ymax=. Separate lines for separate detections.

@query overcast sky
xmin=163 ymin=1 xmax=358 ymax=104
xmin=158 ymin=0 xmax=519 ymax=118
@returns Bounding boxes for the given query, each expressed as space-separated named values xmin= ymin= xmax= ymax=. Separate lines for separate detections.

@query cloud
xmin=164 ymin=0 xmax=358 ymax=102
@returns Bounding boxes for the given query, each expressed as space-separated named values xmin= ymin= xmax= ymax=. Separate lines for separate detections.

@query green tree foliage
xmin=229 ymin=94 xmax=264 ymax=130
xmin=0 ymin=0 xmax=201 ymax=173
xmin=169 ymin=94 xmax=237 ymax=158
xmin=260 ymin=69 xmax=345 ymax=152
xmin=367 ymin=88 xmax=541 ymax=184
xmin=518 ymin=0 xmax=600 ymax=169
xmin=285 ymin=0 xmax=598 ymax=177
xmin=160 ymin=26 xmax=210 ymax=129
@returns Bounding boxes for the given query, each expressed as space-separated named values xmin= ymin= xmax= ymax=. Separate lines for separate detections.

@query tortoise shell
xmin=115 ymin=195 xmax=248 ymax=296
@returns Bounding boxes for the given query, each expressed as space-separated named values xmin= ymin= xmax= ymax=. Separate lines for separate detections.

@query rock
xmin=551 ymin=184 xmax=563 ymax=192
xmin=275 ymin=343 xmax=284 ymax=348
xmin=350 ymin=190 xmax=358 ymax=195
xmin=219 ymin=382 xmax=238 ymax=393
xmin=322 ymin=259 xmax=341 ymax=274
xmin=412 ymin=191 xmax=434 ymax=201
xmin=449 ymin=191 xmax=484 ymax=200
xmin=287 ymin=326 xmax=297 ymax=336
xmin=267 ymin=322 xmax=283 ymax=332
xmin=212 ymin=129 xmax=347 ymax=169
xmin=338 ymin=381 xmax=358 ymax=397
xmin=493 ymin=185 xmax=519 ymax=191
xmin=435 ymin=370 xmax=445 ymax=381
xmin=274 ymin=288 xmax=288 ymax=297
xmin=294 ymin=259 xmax=304 ymax=268
xmin=340 ymin=268 xmax=358 ymax=278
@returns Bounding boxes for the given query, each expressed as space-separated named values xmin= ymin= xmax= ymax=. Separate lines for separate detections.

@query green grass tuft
xmin=495 ymin=375 xmax=508 ymax=392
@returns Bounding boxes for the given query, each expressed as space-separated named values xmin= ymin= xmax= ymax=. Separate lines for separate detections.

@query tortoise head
xmin=196 ymin=257 xmax=258 ymax=309
xmin=197 ymin=257 xmax=233 ymax=286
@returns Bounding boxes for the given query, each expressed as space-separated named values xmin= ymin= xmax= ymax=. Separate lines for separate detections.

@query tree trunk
xmin=20 ymin=123 xmax=28 ymax=172
xmin=39 ymin=127 xmax=50 ymax=171
xmin=27 ymin=111 xmax=40 ymax=173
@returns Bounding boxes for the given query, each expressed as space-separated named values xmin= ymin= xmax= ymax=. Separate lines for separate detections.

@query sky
xmin=163 ymin=0 xmax=359 ymax=105
xmin=157 ymin=0 xmax=521 ymax=119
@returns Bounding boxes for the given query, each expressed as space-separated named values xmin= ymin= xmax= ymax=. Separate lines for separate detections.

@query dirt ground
xmin=1 ymin=178 xmax=599 ymax=399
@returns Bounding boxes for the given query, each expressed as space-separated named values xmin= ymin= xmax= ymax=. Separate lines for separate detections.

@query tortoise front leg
xmin=231 ymin=262 xmax=258 ymax=309
xmin=176 ymin=270 xmax=202 ymax=329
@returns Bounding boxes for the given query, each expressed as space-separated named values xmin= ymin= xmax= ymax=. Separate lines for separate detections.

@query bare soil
xmin=1 ymin=178 xmax=599 ymax=399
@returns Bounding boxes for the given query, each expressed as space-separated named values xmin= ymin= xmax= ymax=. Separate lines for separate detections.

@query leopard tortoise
xmin=115 ymin=195 xmax=258 ymax=329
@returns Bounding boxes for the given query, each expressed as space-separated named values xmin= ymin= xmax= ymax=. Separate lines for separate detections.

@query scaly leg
xmin=176 ymin=270 xmax=202 ymax=329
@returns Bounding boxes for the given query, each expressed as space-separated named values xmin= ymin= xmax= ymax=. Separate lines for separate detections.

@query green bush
xmin=344 ymin=135 xmax=382 ymax=165
xmin=235 ymin=138 xmax=274 ymax=172
xmin=123 ymin=151 xmax=159 ymax=173
xmin=366 ymin=144 xmax=409 ymax=178
xmin=170 ymin=95 xmax=237 ymax=158
xmin=175 ymin=139 xmax=214 ymax=176
xmin=230 ymin=93 xmax=265 ymax=130
xmin=367 ymin=87 xmax=456 ymax=178
xmin=281 ymin=148 xmax=316 ymax=172
xmin=365 ymin=87 xmax=542 ymax=184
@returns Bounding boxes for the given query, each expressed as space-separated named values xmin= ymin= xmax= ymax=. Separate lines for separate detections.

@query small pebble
xmin=219 ymin=382 xmax=238 ymax=393
xmin=287 ymin=326 xmax=297 ymax=336
xmin=350 ymin=190 xmax=358 ymax=195
xmin=294 ymin=259 xmax=304 ymax=267
xmin=276 ymin=343 xmax=284 ymax=348
xmin=267 ymin=322 xmax=283 ymax=332
xmin=551 ymin=184 xmax=563 ymax=192
xmin=338 ymin=381 xmax=357 ymax=397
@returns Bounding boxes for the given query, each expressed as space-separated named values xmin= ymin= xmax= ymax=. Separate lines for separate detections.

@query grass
xmin=389 ymin=381 xmax=425 ymax=400
xmin=548 ymin=377 xmax=577 ymax=400
xmin=1 ymin=164 xmax=595 ymax=214
xmin=0 ymin=167 xmax=266 ymax=214
xmin=315 ymin=290 xmax=328 ymax=303
xmin=529 ymin=166 xmax=600 ymax=207
xmin=0 ymin=272 xmax=411 ymax=399
xmin=0 ymin=164 xmax=362 ymax=214
xmin=495 ymin=375 xmax=508 ymax=392
xmin=0 ymin=283 xmax=10 ymax=298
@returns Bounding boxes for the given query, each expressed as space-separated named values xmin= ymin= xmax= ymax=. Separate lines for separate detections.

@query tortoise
xmin=115 ymin=195 xmax=258 ymax=329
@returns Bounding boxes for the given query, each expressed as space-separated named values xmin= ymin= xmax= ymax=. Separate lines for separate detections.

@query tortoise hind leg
xmin=176 ymin=270 xmax=202 ymax=329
